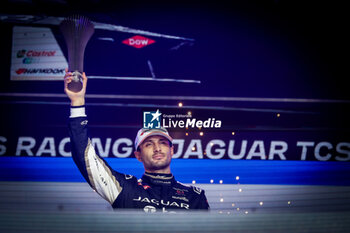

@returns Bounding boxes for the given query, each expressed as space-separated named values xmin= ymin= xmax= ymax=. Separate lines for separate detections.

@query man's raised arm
xmin=64 ymin=71 xmax=126 ymax=205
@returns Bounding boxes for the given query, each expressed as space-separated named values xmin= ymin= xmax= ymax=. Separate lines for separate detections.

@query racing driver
xmin=64 ymin=71 xmax=210 ymax=212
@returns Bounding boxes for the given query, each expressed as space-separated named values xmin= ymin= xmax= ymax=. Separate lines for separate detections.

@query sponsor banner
xmin=10 ymin=26 xmax=68 ymax=81
xmin=0 ymin=132 xmax=349 ymax=161
xmin=0 ymin=106 xmax=348 ymax=162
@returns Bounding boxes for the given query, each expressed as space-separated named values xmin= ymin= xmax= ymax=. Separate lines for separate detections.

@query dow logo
xmin=122 ymin=35 xmax=155 ymax=49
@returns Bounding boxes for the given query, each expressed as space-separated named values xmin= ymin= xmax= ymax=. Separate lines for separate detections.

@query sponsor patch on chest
xmin=133 ymin=196 xmax=189 ymax=209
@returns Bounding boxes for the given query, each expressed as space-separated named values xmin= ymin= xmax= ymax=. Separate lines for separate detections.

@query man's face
xmin=134 ymin=135 xmax=173 ymax=173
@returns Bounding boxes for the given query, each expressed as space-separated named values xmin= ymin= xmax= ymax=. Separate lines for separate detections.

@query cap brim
xmin=137 ymin=130 xmax=173 ymax=150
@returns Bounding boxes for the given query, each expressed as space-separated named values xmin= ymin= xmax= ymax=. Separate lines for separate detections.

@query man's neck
xmin=144 ymin=168 xmax=171 ymax=174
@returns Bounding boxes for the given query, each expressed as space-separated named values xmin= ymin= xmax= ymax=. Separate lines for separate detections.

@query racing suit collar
xmin=142 ymin=172 xmax=176 ymax=186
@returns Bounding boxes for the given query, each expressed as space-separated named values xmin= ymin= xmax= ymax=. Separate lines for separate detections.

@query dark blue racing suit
xmin=68 ymin=106 xmax=209 ymax=212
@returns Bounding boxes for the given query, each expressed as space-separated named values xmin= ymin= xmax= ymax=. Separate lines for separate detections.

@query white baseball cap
xmin=134 ymin=127 xmax=173 ymax=150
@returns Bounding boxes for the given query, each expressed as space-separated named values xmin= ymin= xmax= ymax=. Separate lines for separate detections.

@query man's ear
xmin=170 ymin=145 xmax=174 ymax=156
xmin=134 ymin=151 xmax=142 ymax=162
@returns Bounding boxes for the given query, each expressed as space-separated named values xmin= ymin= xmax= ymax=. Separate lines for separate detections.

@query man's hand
xmin=64 ymin=68 xmax=87 ymax=106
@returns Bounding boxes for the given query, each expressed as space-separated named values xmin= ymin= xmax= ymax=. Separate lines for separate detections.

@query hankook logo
xmin=15 ymin=68 xmax=65 ymax=75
